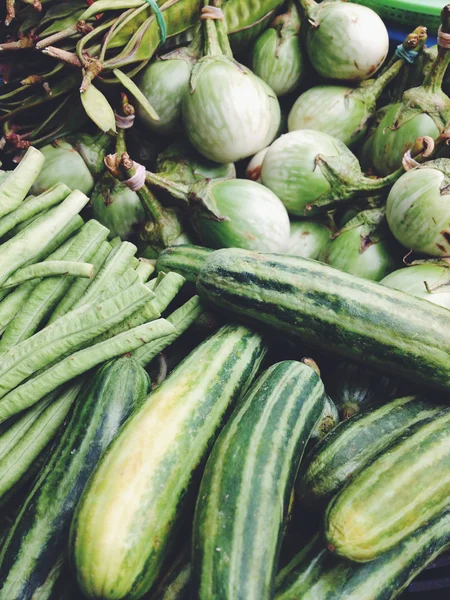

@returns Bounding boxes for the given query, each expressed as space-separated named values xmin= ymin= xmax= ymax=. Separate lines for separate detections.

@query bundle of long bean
xmin=0 ymin=146 xmax=205 ymax=512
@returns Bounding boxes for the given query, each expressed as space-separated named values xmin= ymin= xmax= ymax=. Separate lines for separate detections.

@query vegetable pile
xmin=1 ymin=1 xmax=450 ymax=599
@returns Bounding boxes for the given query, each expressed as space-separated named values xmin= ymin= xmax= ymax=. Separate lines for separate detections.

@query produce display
xmin=1 ymin=0 xmax=450 ymax=599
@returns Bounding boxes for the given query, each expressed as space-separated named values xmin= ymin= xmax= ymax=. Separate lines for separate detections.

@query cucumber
xmin=275 ymin=507 xmax=450 ymax=600
xmin=156 ymin=245 xmax=213 ymax=283
xmin=310 ymin=394 xmax=339 ymax=441
xmin=297 ymin=396 xmax=444 ymax=509
xmin=325 ymin=408 xmax=450 ymax=562
xmin=69 ymin=324 xmax=267 ymax=600
xmin=192 ymin=360 xmax=325 ymax=600
xmin=327 ymin=361 xmax=403 ymax=419
xmin=151 ymin=544 xmax=191 ymax=600
xmin=196 ymin=248 xmax=450 ymax=391
xmin=0 ymin=356 xmax=150 ymax=600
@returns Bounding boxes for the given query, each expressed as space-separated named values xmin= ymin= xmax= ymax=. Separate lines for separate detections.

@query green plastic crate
xmin=349 ymin=0 xmax=443 ymax=32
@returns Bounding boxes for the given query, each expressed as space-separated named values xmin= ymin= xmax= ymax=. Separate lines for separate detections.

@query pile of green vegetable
xmin=1 ymin=0 xmax=450 ymax=599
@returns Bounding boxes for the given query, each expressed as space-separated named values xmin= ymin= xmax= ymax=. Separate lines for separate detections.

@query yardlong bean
xmin=0 ymin=319 xmax=175 ymax=423
xmin=0 ymin=382 xmax=82 ymax=503
xmin=0 ymin=191 xmax=88 ymax=286
xmin=0 ymin=184 xmax=72 ymax=240
xmin=0 ymin=282 xmax=153 ymax=402
xmin=134 ymin=295 xmax=203 ymax=366
xmin=91 ymin=271 xmax=184 ymax=344
xmin=0 ymin=147 xmax=45 ymax=219
xmin=70 ymin=241 xmax=137 ymax=310
xmin=0 ymin=261 xmax=94 ymax=290
xmin=0 ymin=221 xmax=109 ymax=350
xmin=48 ymin=240 xmax=112 ymax=323
xmin=0 ymin=233 xmax=80 ymax=337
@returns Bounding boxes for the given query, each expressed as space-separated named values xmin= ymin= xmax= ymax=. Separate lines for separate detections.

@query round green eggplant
xmin=370 ymin=104 xmax=440 ymax=176
xmin=193 ymin=179 xmax=290 ymax=252
xmin=246 ymin=147 xmax=270 ymax=183
xmin=319 ymin=224 xmax=397 ymax=281
xmin=386 ymin=162 xmax=450 ymax=256
xmin=260 ymin=130 xmax=360 ymax=215
xmin=287 ymin=219 xmax=332 ymax=259
xmin=137 ymin=55 xmax=194 ymax=136
xmin=31 ymin=141 xmax=94 ymax=196
xmin=303 ymin=1 xmax=388 ymax=82
xmin=251 ymin=2 xmax=306 ymax=99
xmin=182 ymin=59 xmax=277 ymax=163
xmin=155 ymin=141 xmax=236 ymax=185
xmin=91 ymin=173 xmax=146 ymax=241
xmin=288 ymin=86 xmax=372 ymax=149
xmin=381 ymin=265 xmax=450 ymax=309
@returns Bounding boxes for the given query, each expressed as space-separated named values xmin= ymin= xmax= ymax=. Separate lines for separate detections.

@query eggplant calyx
xmin=188 ymin=180 xmax=229 ymax=223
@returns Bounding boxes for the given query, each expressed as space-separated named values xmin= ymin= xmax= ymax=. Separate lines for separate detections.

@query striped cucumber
xmin=69 ymin=324 xmax=267 ymax=600
xmin=275 ymin=508 xmax=450 ymax=600
xmin=327 ymin=361 xmax=403 ymax=420
xmin=151 ymin=544 xmax=191 ymax=600
xmin=192 ymin=360 xmax=325 ymax=600
xmin=196 ymin=248 xmax=450 ymax=391
xmin=0 ymin=357 xmax=150 ymax=600
xmin=297 ymin=396 xmax=445 ymax=509
xmin=325 ymin=408 xmax=450 ymax=562
xmin=156 ymin=245 xmax=213 ymax=283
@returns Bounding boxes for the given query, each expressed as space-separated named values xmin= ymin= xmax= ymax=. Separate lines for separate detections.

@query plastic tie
xmin=402 ymin=149 xmax=419 ymax=172
xmin=142 ymin=0 xmax=167 ymax=45
xmin=438 ymin=26 xmax=450 ymax=49
xmin=123 ymin=161 xmax=146 ymax=192
xmin=200 ymin=6 xmax=224 ymax=20
xmin=395 ymin=44 xmax=419 ymax=64
xmin=114 ymin=112 xmax=135 ymax=129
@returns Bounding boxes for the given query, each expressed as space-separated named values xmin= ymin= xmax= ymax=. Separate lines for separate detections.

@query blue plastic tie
xmin=395 ymin=44 xmax=419 ymax=64
xmin=142 ymin=0 xmax=167 ymax=45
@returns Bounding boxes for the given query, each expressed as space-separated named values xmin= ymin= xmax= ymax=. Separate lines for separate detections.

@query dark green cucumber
xmin=151 ymin=544 xmax=191 ymax=600
xmin=276 ymin=507 xmax=450 ymax=600
xmin=297 ymin=395 xmax=444 ymax=509
xmin=69 ymin=324 xmax=267 ymax=600
xmin=327 ymin=361 xmax=403 ymax=420
xmin=325 ymin=408 xmax=450 ymax=562
xmin=192 ymin=360 xmax=325 ymax=600
xmin=0 ymin=357 xmax=150 ymax=600
xmin=156 ymin=245 xmax=213 ymax=283
xmin=0 ymin=382 xmax=81 ymax=506
xmin=196 ymin=248 xmax=450 ymax=391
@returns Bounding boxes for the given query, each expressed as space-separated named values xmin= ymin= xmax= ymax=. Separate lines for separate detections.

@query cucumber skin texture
xmin=297 ymin=396 xmax=444 ymax=509
xmin=192 ymin=360 xmax=325 ymax=600
xmin=156 ymin=245 xmax=213 ymax=283
xmin=276 ymin=509 xmax=450 ymax=600
xmin=196 ymin=248 xmax=450 ymax=391
xmin=0 ymin=357 xmax=150 ymax=600
xmin=325 ymin=408 xmax=450 ymax=562
xmin=69 ymin=324 xmax=267 ymax=600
